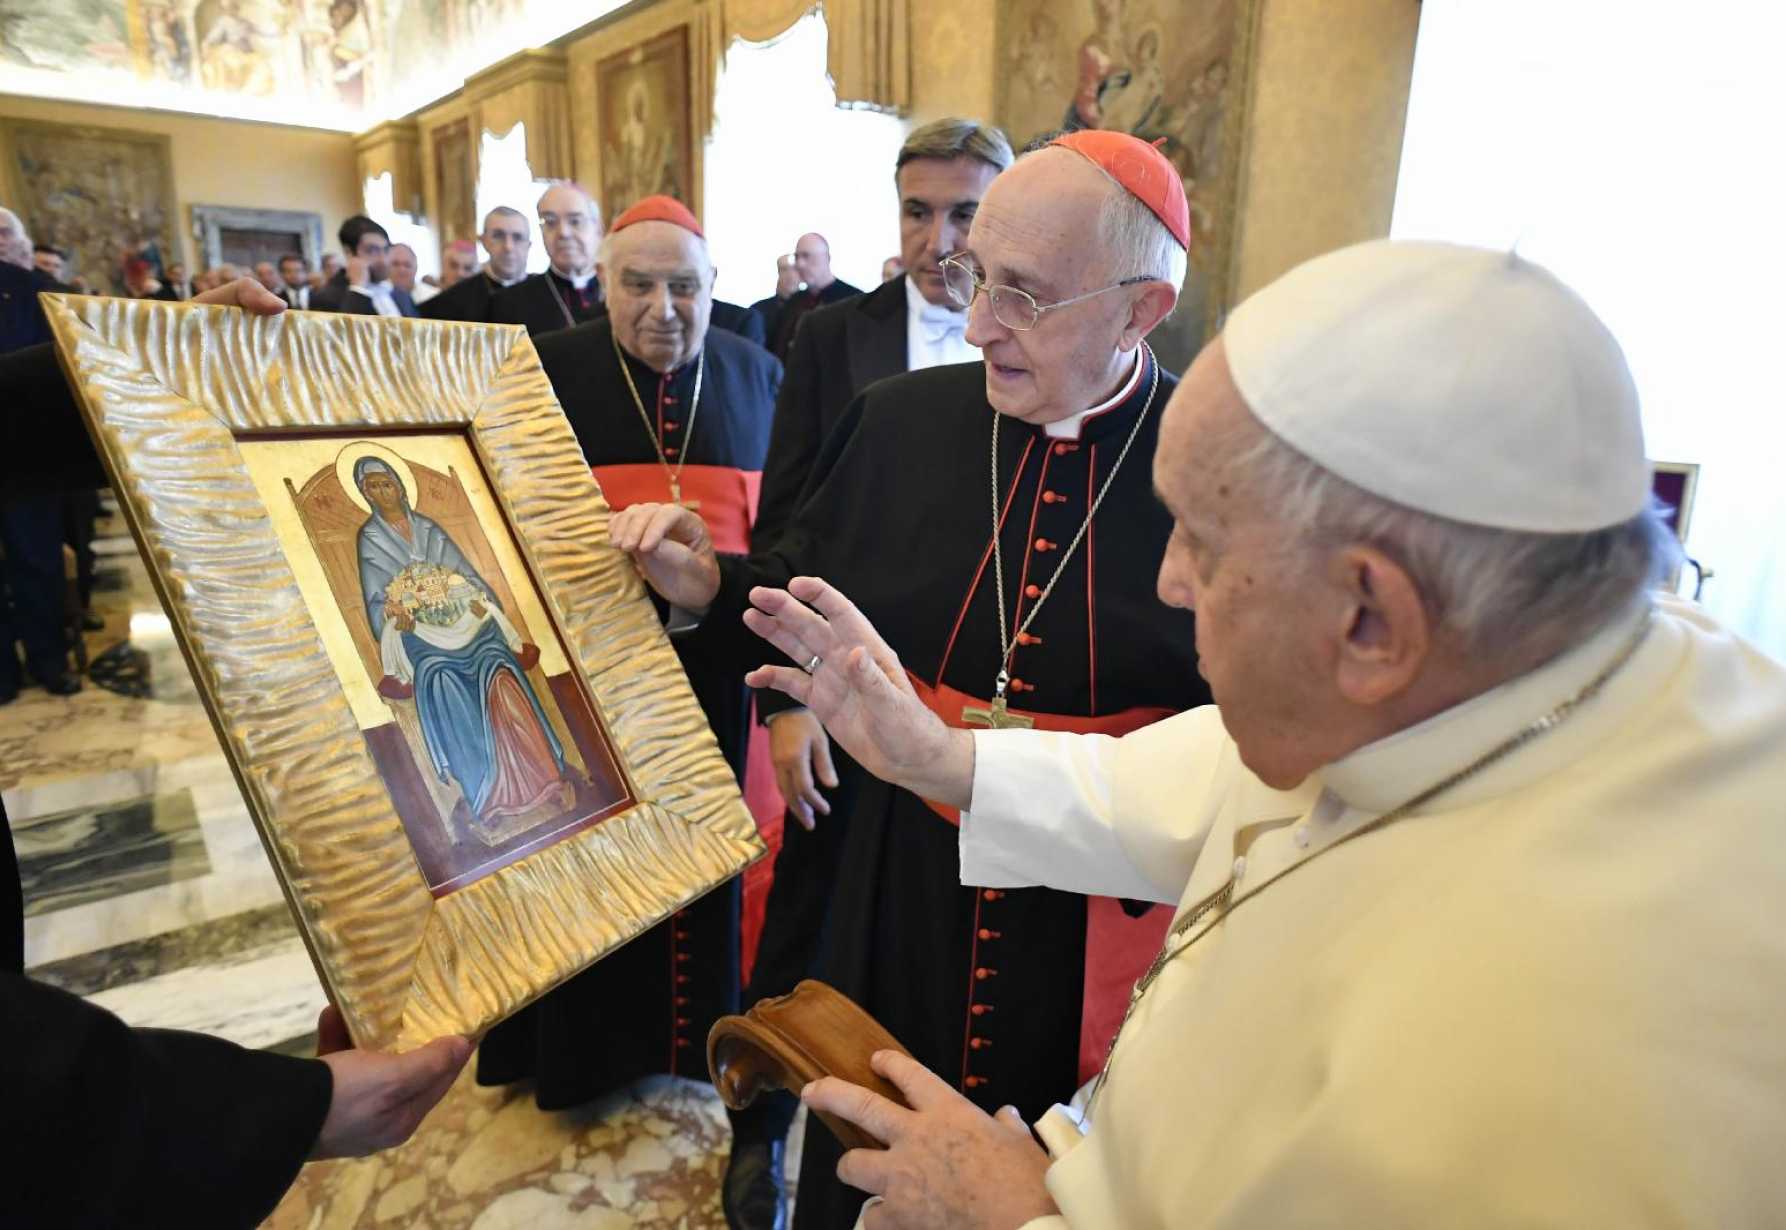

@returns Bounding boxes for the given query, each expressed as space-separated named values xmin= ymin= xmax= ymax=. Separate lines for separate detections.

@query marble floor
xmin=6 ymin=494 xmax=799 ymax=1227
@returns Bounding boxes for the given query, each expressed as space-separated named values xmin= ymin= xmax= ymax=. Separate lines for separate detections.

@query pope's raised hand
xmin=743 ymin=577 xmax=975 ymax=811
xmin=608 ymin=501 xmax=722 ymax=611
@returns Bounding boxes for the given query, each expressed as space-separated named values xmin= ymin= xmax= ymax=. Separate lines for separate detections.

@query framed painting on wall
xmin=432 ymin=117 xmax=477 ymax=246
xmin=1 ymin=118 xmax=178 ymax=295
xmin=41 ymin=295 xmax=765 ymax=1051
xmin=595 ymin=25 xmax=695 ymax=224
xmin=995 ymin=0 xmax=1262 ymax=372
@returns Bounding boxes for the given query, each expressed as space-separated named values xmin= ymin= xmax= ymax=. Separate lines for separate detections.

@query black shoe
xmin=33 ymin=671 xmax=81 ymax=696
xmin=722 ymin=1138 xmax=788 ymax=1230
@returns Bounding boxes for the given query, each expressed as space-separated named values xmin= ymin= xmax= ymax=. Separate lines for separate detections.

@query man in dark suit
xmin=491 ymin=184 xmax=605 ymax=337
xmin=310 ymin=215 xmax=419 ymax=317
xmin=421 ymin=205 xmax=533 ymax=323
xmin=0 ymin=275 xmax=469 ymax=1225
xmin=766 ymin=233 xmax=863 ymax=360
xmin=710 ymin=298 xmax=767 ymax=347
xmin=748 ymin=254 xmax=800 ymax=349
xmin=277 ymin=253 xmax=312 ymax=309
xmin=721 ymin=118 xmax=1014 ymax=1230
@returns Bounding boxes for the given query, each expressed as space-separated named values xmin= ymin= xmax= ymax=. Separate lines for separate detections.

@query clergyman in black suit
xmin=719 ymin=117 xmax=1014 ymax=1230
xmin=765 ymin=233 xmax=863 ymax=361
xmin=421 ymin=205 xmax=533 ymax=323
xmin=491 ymin=184 xmax=605 ymax=338
xmin=310 ymin=215 xmax=419 ymax=317
xmin=0 ymin=274 xmax=468 ymax=1226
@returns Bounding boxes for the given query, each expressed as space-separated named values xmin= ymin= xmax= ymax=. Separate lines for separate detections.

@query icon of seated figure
xmin=353 ymin=457 xmax=579 ymax=845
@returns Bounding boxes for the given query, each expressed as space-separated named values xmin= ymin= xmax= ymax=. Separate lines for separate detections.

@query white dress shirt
xmin=958 ymin=594 xmax=1786 ymax=1227
xmin=905 ymin=277 xmax=980 ymax=371
xmin=350 ymin=279 xmax=401 ymax=317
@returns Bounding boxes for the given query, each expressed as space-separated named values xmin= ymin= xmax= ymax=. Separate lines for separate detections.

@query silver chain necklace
xmin=1085 ymin=603 xmax=1657 ymax=1118
xmin=611 ymin=329 xmax=705 ymax=509
xmin=978 ymin=347 xmax=1160 ymax=730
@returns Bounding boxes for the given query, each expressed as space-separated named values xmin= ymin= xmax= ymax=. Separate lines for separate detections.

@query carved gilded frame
xmin=42 ymin=295 xmax=764 ymax=1051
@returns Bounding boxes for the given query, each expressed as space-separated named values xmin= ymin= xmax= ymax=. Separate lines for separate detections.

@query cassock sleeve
xmin=1 ymin=342 xmax=106 ymax=490
xmin=959 ymin=707 xmax=1232 ymax=904
xmin=0 ymin=974 xmax=333 ymax=1226
xmin=751 ymin=312 xmax=827 ymax=554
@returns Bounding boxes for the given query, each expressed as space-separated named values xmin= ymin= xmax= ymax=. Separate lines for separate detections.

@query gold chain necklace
xmin=611 ymin=329 xmax=704 ymax=509
xmin=544 ymin=270 xmax=589 ymax=329
xmin=976 ymin=347 xmax=1160 ymax=730
xmin=1085 ymin=604 xmax=1657 ymax=1118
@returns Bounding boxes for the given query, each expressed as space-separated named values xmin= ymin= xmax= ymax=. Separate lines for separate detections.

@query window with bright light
xmin=704 ymin=11 xmax=908 ymax=307
xmin=363 ymin=172 xmax=440 ymax=278
xmin=475 ymin=123 xmax=552 ymax=275
xmin=1392 ymin=1 xmax=1786 ymax=657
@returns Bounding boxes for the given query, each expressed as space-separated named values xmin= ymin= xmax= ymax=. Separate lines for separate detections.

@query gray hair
xmin=895 ymin=118 xmax=1015 ymax=180
xmin=1236 ymin=426 xmax=1679 ymax=663
xmin=595 ymin=225 xmax=714 ymax=282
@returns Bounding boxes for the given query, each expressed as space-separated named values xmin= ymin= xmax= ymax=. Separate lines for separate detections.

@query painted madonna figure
xmin=352 ymin=457 xmax=575 ymax=844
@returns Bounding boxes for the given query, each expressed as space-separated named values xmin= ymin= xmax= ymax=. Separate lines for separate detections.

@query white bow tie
xmin=917 ymin=304 xmax=968 ymax=345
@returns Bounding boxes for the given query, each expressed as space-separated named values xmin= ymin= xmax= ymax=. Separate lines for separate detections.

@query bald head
xmin=387 ymin=243 xmax=417 ymax=292
xmin=537 ymin=183 xmax=601 ymax=279
xmin=793 ymin=232 xmax=833 ymax=292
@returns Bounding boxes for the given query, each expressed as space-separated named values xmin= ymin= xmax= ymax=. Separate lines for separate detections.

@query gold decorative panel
xmin=42 ymin=296 xmax=764 ymax=1052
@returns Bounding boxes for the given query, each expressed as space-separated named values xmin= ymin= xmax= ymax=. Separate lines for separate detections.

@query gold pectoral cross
xmin=963 ymin=673 xmax=1035 ymax=730
xmin=667 ymin=480 xmax=700 ymax=513
xmin=962 ymin=695 xmax=1035 ymax=729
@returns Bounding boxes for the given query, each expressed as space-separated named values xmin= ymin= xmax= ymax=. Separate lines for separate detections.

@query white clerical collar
xmin=1044 ymin=348 xmax=1144 ymax=440
xmin=905 ymin=276 xmax=963 ymax=325
xmin=1318 ymin=597 xmax=1668 ymax=816
xmin=555 ymin=267 xmax=597 ymax=290
xmin=489 ymin=270 xmax=526 ymax=287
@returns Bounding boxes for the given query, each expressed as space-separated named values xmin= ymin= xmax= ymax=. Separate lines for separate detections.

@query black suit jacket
xmin=420 ymin=271 xmax=519 ymax=323
xmin=310 ymin=269 xmax=419 ymax=317
xmin=753 ymin=274 xmax=907 ymax=552
xmin=710 ymin=298 xmax=766 ymax=347
xmin=0 ymin=342 xmax=333 ymax=1225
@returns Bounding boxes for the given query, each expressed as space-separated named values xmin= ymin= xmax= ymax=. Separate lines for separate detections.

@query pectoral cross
xmin=962 ymin=671 xmax=1035 ymax=730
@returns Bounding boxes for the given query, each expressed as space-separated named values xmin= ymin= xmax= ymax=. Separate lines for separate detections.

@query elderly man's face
xmin=775 ymin=254 xmax=800 ymax=297
xmin=481 ymin=211 xmax=531 ymax=281
xmin=1152 ymin=339 xmax=1339 ymax=789
xmin=897 ymin=155 xmax=1001 ymax=308
xmin=387 ymin=244 xmax=417 ymax=291
xmin=793 ymin=235 xmax=830 ymax=288
xmin=254 ymin=261 xmax=281 ymax=290
xmin=599 ymin=221 xmax=712 ymax=374
xmin=960 ymin=149 xmax=1148 ymax=425
xmin=0 ymin=213 xmax=31 ymax=269
xmin=539 ymin=186 xmax=599 ymax=277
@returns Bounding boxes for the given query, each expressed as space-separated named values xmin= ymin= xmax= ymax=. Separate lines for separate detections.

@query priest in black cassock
xmin=490 ymin=183 xmax=606 ymax=337
xmin=719 ymin=115 xmax=1013 ymax=1230
xmin=420 ymin=205 xmax=533 ymax=323
xmin=475 ymin=195 xmax=780 ymax=1116
xmin=610 ymin=133 xmax=1213 ymax=1229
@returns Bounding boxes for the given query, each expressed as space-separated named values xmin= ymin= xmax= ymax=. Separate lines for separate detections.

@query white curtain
xmin=363 ymin=171 xmax=440 ymax=278
xmin=475 ymin=123 xmax=552 ymax=275
xmin=703 ymin=11 xmax=908 ymax=306
xmin=1392 ymin=1 xmax=1786 ymax=658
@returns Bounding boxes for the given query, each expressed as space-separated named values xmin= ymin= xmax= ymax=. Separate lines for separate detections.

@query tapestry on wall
xmin=594 ymin=25 xmax=695 ymax=226
xmin=2 ymin=118 xmax=178 ymax=295
xmin=998 ymin=0 xmax=1259 ymax=369
xmin=432 ymin=117 xmax=477 ymax=247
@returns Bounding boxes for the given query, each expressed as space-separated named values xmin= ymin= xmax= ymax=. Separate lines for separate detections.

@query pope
xmin=731 ymin=241 xmax=1786 ymax=1226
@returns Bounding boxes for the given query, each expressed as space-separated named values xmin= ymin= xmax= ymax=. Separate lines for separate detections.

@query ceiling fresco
xmin=0 ymin=0 xmax=623 ymax=129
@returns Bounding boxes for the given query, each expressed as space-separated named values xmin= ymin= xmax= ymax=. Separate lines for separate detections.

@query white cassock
xmin=960 ymin=594 xmax=1786 ymax=1227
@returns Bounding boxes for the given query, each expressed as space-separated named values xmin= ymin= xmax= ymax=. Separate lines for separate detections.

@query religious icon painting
xmin=41 ymin=295 xmax=765 ymax=1052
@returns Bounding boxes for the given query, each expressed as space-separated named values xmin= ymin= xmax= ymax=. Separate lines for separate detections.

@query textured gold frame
xmin=42 ymin=295 xmax=764 ymax=1052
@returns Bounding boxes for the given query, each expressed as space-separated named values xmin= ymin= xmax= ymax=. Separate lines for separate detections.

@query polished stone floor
xmin=6 ymin=495 xmax=799 ymax=1227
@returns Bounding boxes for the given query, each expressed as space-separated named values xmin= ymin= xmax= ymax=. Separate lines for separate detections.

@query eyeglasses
xmin=940 ymin=254 xmax=1157 ymax=331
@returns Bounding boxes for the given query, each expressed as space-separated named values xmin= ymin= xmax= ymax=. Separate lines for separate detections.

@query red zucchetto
xmin=1049 ymin=130 xmax=1190 ymax=251
xmin=609 ymin=195 xmax=704 ymax=237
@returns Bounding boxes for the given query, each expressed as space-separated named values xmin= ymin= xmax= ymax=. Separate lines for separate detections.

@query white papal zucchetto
xmin=1222 ymin=239 xmax=1649 ymax=534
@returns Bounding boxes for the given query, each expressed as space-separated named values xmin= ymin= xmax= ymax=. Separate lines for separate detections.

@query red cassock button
xmin=664 ymin=395 xmax=678 ymax=405
xmin=971 ymin=1003 xmax=992 ymax=1016
xmin=675 ymin=995 xmax=690 ymax=1007
xmin=664 ymin=420 xmax=680 ymax=432
xmin=675 ymin=929 xmax=689 ymax=940
xmin=1053 ymin=442 xmax=1071 ymax=456
xmin=1023 ymin=584 xmax=1041 ymax=599
xmin=677 ymin=1037 xmax=692 ymax=1048
xmin=1010 ymin=679 xmax=1032 ymax=693
xmin=971 ymin=1037 xmax=991 ymax=1050
xmin=677 ymin=1017 xmax=691 ymax=1027
xmin=964 ymin=1075 xmax=986 ymax=1089
xmin=676 ymin=974 xmax=691 ymax=985
xmin=975 ymin=967 xmax=997 ymax=981
xmin=1016 ymin=632 xmax=1042 ymax=647
xmin=983 ymin=889 xmax=1003 ymax=902
xmin=978 ymin=928 xmax=1001 ymax=941
xmin=1042 ymin=490 xmax=1064 ymax=504
xmin=1034 ymin=537 xmax=1055 ymax=552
